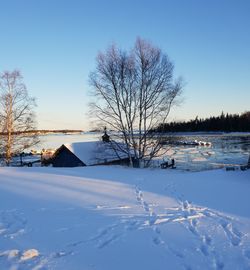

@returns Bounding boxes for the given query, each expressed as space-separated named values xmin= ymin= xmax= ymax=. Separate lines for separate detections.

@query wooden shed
xmin=52 ymin=144 xmax=86 ymax=167
xmin=51 ymin=141 xmax=131 ymax=167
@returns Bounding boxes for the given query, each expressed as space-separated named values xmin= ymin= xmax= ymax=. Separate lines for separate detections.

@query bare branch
xmin=0 ymin=70 xmax=39 ymax=165
xmin=89 ymin=38 xmax=183 ymax=167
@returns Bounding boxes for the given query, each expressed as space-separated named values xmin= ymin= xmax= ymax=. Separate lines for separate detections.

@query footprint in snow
xmin=153 ymin=236 xmax=164 ymax=245
xmin=220 ymin=220 xmax=242 ymax=246
xmin=200 ymin=244 xmax=209 ymax=256
xmin=198 ymin=234 xmax=213 ymax=257
xmin=0 ymin=210 xmax=27 ymax=239
xmin=204 ymin=235 xmax=212 ymax=246
xmin=97 ymin=233 xmax=121 ymax=249
xmin=212 ymin=255 xmax=225 ymax=270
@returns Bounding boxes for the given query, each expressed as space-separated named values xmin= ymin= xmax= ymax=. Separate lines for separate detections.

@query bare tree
xmin=0 ymin=70 xmax=39 ymax=165
xmin=89 ymin=38 xmax=183 ymax=167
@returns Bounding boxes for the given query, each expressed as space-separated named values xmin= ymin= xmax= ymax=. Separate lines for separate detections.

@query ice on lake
xmin=34 ymin=132 xmax=250 ymax=171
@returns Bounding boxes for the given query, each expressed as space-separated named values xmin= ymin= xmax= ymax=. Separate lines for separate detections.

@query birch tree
xmin=0 ymin=70 xmax=39 ymax=165
xmin=89 ymin=38 xmax=183 ymax=167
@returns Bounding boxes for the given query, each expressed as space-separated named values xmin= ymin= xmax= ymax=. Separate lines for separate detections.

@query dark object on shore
xmin=20 ymin=152 xmax=24 ymax=166
xmin=22 ymin=160 xmax=41 ymax=167
xmin=102 ymin=127 xmax=110 ymax=143
xmin=226 ymin=167 xmax=236 ymax=171
xmin=240 ymin=154 xmax=250 ymax=171
xmin=18 ymin=152 xmax=40 ymax=167
xmin=161 ymin=159 xmax=176 ymax=169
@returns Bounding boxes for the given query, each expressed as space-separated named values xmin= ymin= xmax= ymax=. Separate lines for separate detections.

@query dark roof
xmin=52 ymin=144 xmax=85 ymax=167
xmin=52 ymin=141 xmax=131 ymax=167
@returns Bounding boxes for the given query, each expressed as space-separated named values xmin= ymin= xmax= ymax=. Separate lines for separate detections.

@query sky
xmin=0 ymin=0 xmax=249 ymax=130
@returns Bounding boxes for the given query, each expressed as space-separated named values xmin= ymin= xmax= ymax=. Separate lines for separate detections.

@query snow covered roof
xmin=64 ymin=141 xmax=130 ymax=166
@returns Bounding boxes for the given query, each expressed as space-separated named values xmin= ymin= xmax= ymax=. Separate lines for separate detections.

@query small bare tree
xmin=0 ymin=70 xmax=39 ymax=165
xmin=89 ymin=38 xmax=183 ymax=167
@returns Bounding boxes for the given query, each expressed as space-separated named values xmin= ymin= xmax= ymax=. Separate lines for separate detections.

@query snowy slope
xmin=0 ymin=166 xmax=250 ymax=270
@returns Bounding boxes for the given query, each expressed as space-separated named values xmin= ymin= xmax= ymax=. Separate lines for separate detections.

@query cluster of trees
xmin=0 ymin=129 xmax=83 ymax=135
xmin=154 ymin=112 xmax=250 ymax=133
xmin=0 ymin=71 xmax=38 ymax=165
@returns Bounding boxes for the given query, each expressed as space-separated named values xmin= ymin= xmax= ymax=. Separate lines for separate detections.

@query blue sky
xmin=0 ymin=0 xmax=249 ymax=130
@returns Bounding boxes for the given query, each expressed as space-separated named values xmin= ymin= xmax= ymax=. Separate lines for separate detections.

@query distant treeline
xmin=0 ymin=129 xmax=83 ymax=135
xmin=154 ymin=112 xmax=250 ymax=132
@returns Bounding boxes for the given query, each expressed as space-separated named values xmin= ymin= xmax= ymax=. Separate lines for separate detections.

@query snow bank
xmin=0 ymin=166 xmax=250 ymax=269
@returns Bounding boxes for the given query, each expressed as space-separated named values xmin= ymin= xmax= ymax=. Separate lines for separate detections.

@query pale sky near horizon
xmin=0 ymin=0 xmax=249 ymax=130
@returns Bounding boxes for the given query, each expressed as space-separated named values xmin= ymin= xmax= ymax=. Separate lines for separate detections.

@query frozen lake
xmin=161 ymin=133 xmax=250 ymax=171
xmin=36 ymin=132 xmax=250 ymax=171
xmin=37 ymin=132 xmax=100 ymax=150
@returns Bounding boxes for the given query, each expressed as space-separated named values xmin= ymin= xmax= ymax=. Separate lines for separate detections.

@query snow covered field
xmin=0 ymin=166 xmax=250 ymax=270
